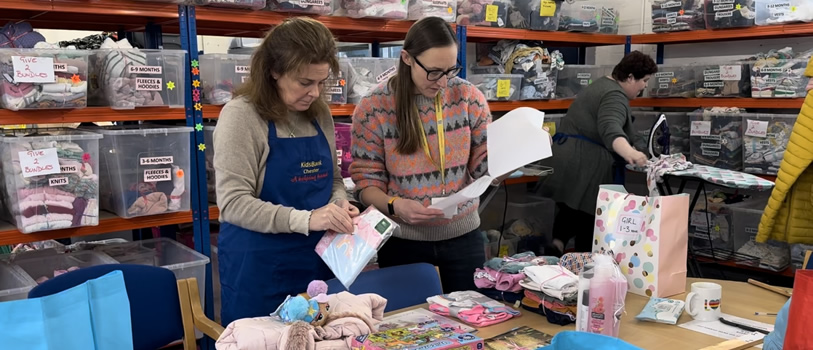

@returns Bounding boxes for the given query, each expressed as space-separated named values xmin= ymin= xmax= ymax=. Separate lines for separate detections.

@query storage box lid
xmin=0 ymin=263 xmax=37 ymax=297
xmin=86 ymin=124 xmax=194 ymax=136
xmin=1 ymin=128 xmax=102 ymax=143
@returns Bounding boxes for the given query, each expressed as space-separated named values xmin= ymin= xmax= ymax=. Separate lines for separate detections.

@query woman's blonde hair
xmin=236 ymin=17 xmax=338 ymax=122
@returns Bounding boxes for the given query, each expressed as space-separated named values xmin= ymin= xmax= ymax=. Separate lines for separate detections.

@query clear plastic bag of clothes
xmin=755 ymin=0 xmax=813 ymax=25
xmin=315 ymin=208 xmax=398 ymax=289
xmin=408 ymin=0 xmax=457 ymax=22
xmin=337 ymin=0 xmax=409 ymax=19
xmin=0 ymin=49 xmax=90 ymax=110
xmin=188 ymin=0 xmax=267 ymax=9
xmin=266 ymin=0 xmax=337 ymax=15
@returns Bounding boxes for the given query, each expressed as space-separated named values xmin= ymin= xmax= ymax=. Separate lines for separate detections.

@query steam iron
xmin=648 ymin=113 xmax=670 ymax=159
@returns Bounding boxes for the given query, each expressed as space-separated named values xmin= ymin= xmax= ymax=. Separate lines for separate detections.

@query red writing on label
xmin=24 ymin=164 xmax=55 ymax=174
xmin=291 ymin=172 xmax=329 ymax=183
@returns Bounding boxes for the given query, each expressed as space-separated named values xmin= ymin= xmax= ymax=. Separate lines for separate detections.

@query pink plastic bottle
xmin=587 ymin=255 xmax=627 ymax=337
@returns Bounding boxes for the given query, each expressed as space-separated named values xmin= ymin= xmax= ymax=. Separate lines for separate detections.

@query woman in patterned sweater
xmin=350 ymin=16 xmax=493 ymax=292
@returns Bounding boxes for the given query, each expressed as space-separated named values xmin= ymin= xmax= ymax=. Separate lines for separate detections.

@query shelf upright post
xmin=578 ymin=47 xmax=586 ymax=64
xmin=456 ymin=25 xmax=466 ymax=79
xmin=656 ymin=43 xmax=664 ymax=64
xmin=178 ymin=5 xmax=215 ymax=349
xmin=371 ymin=41 xmax=380 ymax=57
xmin=145 ymin=22 xmax=164 ymax=49
xmin=624 ymin=35 xmax=631 ymax=54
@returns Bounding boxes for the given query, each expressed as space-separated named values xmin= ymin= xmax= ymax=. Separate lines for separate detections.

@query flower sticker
xmin=672 ymin=78 xmax=678 ymax=84
xmin=166 ymin=81 xmax=176 ymax=90
xmin=191 ymin=59 xmax=199 ymax=68
xmin=82 ymin=153 xmax=91 ymax=163
xmin=195 ymin=123 xmax=204 ymax=132
xmin=735 ymin=3 xmax=741 ymax=10
xmin=176 ymin=169 xmax=185 ymax=177
xmin=71 ymin=74 xmax=81 ymax=84
xmin=197 ymin=143 xmax=206 ymax=152
xmin=191 ymin=67 xmax=200 ymax=76
xmin=194 ymin=103 xmax=202 ymax=111
xmin=679 ymin=9 xmax=684 ymax=15
xmin=192 ymin=80 xmax=201 ymax=88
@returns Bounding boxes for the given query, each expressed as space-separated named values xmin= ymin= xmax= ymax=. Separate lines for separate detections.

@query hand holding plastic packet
xmin=315 ymin=207 xmax=399 ymax=289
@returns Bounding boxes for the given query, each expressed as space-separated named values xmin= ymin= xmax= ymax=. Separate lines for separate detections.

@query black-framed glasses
xmin=413 ymin=56 xmax=462 ymax=82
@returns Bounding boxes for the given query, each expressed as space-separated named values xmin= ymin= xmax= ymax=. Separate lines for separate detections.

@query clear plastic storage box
xmin=690 ymin=200 xmax=734 ymax=253
xmin=338 ymin=0 xmax=408 ymax=19
xmin=324 ymin=59 xmax=349 ymax=105
xmin=0 ymin=128 xmax=102 ymax=234
xmin=648 ymin=65 xmax=696 ymax=98
xmin=199 ymin=54 xmax=251 ymax=105
xmin=728 ymin=197 xmax=789 ymax=270
xmin=504 ymin=0 xmax=563 ymax=30
xmin=631 ymin=111 xmax=690 ymax=157
xmin=468 ymin=74 xmax=523 ymax=101
xmin=93 ymin=49 xmax=186 ymax=109
xmin=689 ymin=112 xmax=744 ymax=170
xmin=749 ymin=57 xmax=808 ymax=98
xmin=204 ymin=125 xmax=217 ymax=203
xmin=755 ymin=0 xmax=813 ymax=25
xmin=0 ymin=49 xmax=89 ymax=110
xmin=651 ymin=0 xmax=706 ymax=32
xmin=704 ymin=0 xmax=756 ymax=29
xmin=188 ymin=0 xmax=266 ymax=8
xmin=728 ymin=199 xmax=768 ymax=252
xmin=408 ymin=0 xmax=457 ymax=22
xmin=266 ymin=0 xmax=337 ymax=15
xmin=742 ymin=113 xmax=795 ymax=175
xmin=512 ymin=64 xmax=559 ymax=100
xmin=0 ymin=262 xmax=37 ymax=302
xmin=15 ymin=250 xmax=118 ymax=284
xmin=456 ymin=0 xmax=509 ymax=27
xmin=558 ymin=0 xmax=619 ymax=33
xmin=89 ymin=125 xmax=193 ymax=218
xmin=347 ymin=57 xmax=398 ymax=104
xmin=695 ymin=63 xmax=751 ymax=98
xmin=555 ymin=65 xmax=610 ymax=99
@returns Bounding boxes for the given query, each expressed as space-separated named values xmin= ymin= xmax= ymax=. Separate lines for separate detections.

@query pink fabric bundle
xmin=473 ymin=267 xmax=524 ymax=292
xmin=428 ymin=303 xmax=512 ymax=327
xmin=426 ymin=291 xmax=521 ymax=328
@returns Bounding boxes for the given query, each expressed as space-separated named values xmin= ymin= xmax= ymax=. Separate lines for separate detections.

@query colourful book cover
xmin=379 ymin=308 xmax=477 ymax=334
xmin=484 ymin=326 xmax=553 ymax=350
xmin=351 ymin=321 xmax=483 ymax=350
xmin=314 ymin=207 xmax=397 ymax=289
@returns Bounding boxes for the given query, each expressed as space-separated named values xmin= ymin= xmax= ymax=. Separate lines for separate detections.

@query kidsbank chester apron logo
xmin=292 ymin=160 xmax=328 ymax=183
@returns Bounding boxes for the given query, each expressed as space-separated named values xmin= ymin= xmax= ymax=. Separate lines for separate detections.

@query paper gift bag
xmin=784 ymin=270 xmax=813 ymax=349
xmin=592 ymin=185 xmax=689 ymax=298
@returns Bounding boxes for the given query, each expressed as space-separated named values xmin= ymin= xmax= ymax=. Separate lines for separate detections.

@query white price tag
xmin=745 ymin=120 xmax=769 ymax=138
xmin=19 ymin=148 xmax=61 ymax=178
xmin=11 ymin=56 xmax=55 ymax=83
xmin=690 ymin=121 xmax=711 ymax=136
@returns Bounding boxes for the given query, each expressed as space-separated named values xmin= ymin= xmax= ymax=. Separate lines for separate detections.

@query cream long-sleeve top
xmin=213 ymin=97 xmax=347 ymax=234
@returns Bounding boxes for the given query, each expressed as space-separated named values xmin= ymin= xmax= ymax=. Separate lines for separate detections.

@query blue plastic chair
xmin=325 ymin=263 xmax=442 ymax=312
xmin=29 ymin=264 xmax=219 ymax=350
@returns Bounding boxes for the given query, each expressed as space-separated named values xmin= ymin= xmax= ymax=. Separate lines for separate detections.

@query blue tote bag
xmin=541 ymin=331 xmax=643 ymax=350
xmin=0 ymin=270 xmax=134 ymax=350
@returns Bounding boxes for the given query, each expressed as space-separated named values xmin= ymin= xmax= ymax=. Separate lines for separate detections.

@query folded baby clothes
xmin=473 ymin=267 xmax=525 ymax=292
xmin=484 ymin=251 xmax=559 ymax=274
xmin=521 ymin=297 xmax=576 ymax=326
xmin=477 ymin=288 xmax=524 ymax=304
xmin=427 ymin=291 xmax=520 ymax=327
xmin=520 ymin=265 xmax=579 ymax=300
xmin=0 ymin=47 xmax=89 ymax=110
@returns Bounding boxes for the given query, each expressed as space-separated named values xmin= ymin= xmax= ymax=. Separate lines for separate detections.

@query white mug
xmin=685 ymin=282 xmax=722 ymax=321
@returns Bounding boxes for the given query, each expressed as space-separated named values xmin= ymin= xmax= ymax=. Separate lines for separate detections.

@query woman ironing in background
xmin=540 ymin=51 xmax=657 ymax=254
xmin=214 ymin=18 xmax=358 ymax=326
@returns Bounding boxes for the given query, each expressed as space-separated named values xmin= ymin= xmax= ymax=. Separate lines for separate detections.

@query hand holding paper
xmin=429 ymin=107 xmax=553 ymax=218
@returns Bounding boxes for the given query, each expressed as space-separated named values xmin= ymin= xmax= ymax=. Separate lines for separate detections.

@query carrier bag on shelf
xmin=315 ymin=207 xmax=398 ymax=289
xmin=783 ymin=270 xmax=813 ymax=349
xmin=592 ymin=185 xmax=689 ymax=298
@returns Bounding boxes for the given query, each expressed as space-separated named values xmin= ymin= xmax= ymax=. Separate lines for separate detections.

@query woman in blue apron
xmin=212 ymin=18 xmax=358 ymax=326
xmin=539 ymin=51 xmax=656 ymax=254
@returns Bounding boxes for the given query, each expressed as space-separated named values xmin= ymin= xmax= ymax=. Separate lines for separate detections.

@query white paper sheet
xmin=428 ymin=107 xmax=552 ymax=215
xmin=678 ymin=314 xmax=773 ymax=349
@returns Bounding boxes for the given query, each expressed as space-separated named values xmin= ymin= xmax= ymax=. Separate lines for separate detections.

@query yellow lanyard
xmin=419 ymin=93 xmax=446 ymax=195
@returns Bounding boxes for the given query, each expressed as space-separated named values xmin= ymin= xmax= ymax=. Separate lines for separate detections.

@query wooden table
xmin=395 ymin=278 xmax=789 ymax=350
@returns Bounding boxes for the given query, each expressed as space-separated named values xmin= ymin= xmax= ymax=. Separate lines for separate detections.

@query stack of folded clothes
xmin=519 ymin=265 xmax=579 ymax=325
xmin=427 ymin=291 xmax=521 ymax=327
xmin=474 ymin=252 xmax=559 ymax=303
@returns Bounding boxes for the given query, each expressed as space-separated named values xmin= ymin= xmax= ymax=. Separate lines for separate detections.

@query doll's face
xmin=272 ymin=63 xmax=331 ymax=112
xmin=402 ymin=45 xmax=459 ymax=98
xmin=311 ymin=302 xmax=330 ymax=327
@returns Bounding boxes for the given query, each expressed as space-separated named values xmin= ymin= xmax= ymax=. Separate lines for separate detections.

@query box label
xmin=128 ymin=65 xmax=162 ymax=74
xmin=577 ymin=72 xmax=592 ymax=79
xmin=712 ymin=0 xmax=735 ymax=4
xmin=540 ymin=0 xmax=557 ymax=16
xmin=376 ymin=65 xmax=397 ymax=83
xmin=659 ymin=77 xmax=671 ymax=83
xmin=582 ymin=21 xmax=592 ymax=27
xmin=720 ymin=65 xmax=742 ymax=81
xmin=715 ymin=11 xmax=733 ymax=19
xmin=701 ymin=142 xmax=722 ymax=149
xmin=581 ymin=5 xmax=596 ymax=10
xmin=533 ymin=77 xmax=549 ymax=85
xmin=616 ymin=214 xmax=645 ymax=238
xmin=655 ymin=72 xmax=675 ymax=78
xmin=659 ymin=83 xmax=669 ymax=89
xmin=760 ymin=67 xmax=784 ymax=74
xmin=601 ymin=19 xmax=616 ymax=26
xmin=764 ymin=78 xmax=778 ymax=84
xmin=326 ymin=86 xmax=343 ymax=95
xmin=19 ymin=148 xmax=60 ymax=178
xmin=691 ymin=121 xmax=711 ymax=136
xmin=745 ymin=119 xmax=769 ymax=138
xmin=713 ymin=4 xmax=734 ymax=11
xmin=11 ymin=56 xmax=55 ymax=83
xmin=580 ymin=79 xmax=590 ymax=86
xmin=485 ymin=4 xmax=498 ymax=22
xmin=49 ymin=177 xmax=69 ymax=187
xmin=701 ymin=135 xmax=721 ymax=140
xmin=666 ymin=12 xmax=679 ymax=18
xmin=60 ymin=165 xmax=79 ymax=173
xmin=144 ymin=168 xmax=172 ymax=182
xmin=667 ymin=17 xmax=678 ymax=24
xmin=140 ymin=156 xmax=174 ymax=165
xmin=704 ymin=81 xmax=725 ymax=88
xmin=702 ymin=150 xmax=720 ymax=157
xmin=496 ymin=79 xmax=511 ymax=98
xmin=661 ymin=1 xmax=681 ymax=9
xmin=53 ymin=63 xmax=68 ymax=72
xmin=432 ymin=0 xmax=449 ymax=7
xmin=298 ymin=0 xmax=325 ymax=5
xmin=136 ymin=77 xmax=163 ymax=91
xmin=235 ymin=65 xmax=250 ymax=74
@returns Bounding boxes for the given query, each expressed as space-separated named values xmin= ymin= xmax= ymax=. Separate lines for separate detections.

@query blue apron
xmin=553 ymin=133 xmax=626 ymax=185
xmin=218 ymin=120 xmax=335 ymax=326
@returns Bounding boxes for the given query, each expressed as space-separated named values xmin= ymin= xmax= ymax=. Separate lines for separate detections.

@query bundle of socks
xmin=266 ymin=0 xmax=335 ymax=15
xmin=456 ymin=0 xmax=508 ymax=27
xmin=96 ymin=37 xmax=166 ymax=108
xmin=2 ymin=140 xmax=99 ymax=233
xmin=0 ymin=22 xmax=46 ymax=49
xmin=426 ymin=291 xmax=521 ymax=327
xmin=505 ymin=0 xmax=563 ymax=31
xmin=649 ymin=66 xmax=697 ymax=98
xmin=518 ymin=265 xmax=579 ymax=325
xmin=124 ymin=165 xmax=185 ymax=216
xmin=189 ymin=0 xmax=267 ymax=9
xmin=651 ymin=0 xmax=706 ymax=32
xmin=755 ymin=0 xmax=813 ymax=25
xmin=338 ymin=0 xmax=408 ymax=19
xmin=1 ymin=43 xmax=89 ymax=111
xmin=743 ymin=118 xmax=793 ymax=175
xmin=749 ymin=47 xmax=810 ymax=98
xmin=690 ymin=108 xmax=744 ymax=170
xmin=695 ymin=64 xmax=752 ymax=98
xmin=704 ymin=0 xmax=755 ymax=29
xmin=408 ymin=0 xmax=457 ymax=22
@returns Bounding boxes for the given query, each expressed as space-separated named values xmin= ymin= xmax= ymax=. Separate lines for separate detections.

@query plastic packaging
xmin=555 ymin=65 xmax=610 ymax=99
xmin=749 ymin=56 xmax=808 ymax=98
xmin=583 ymin=254 xmax=627 ymax=337
xmin=199 ymin=54 xmax=251 ymax=105
xmin=346 ymin=57 xmax=398 ymax=104
xmin=695 ymin=63 xmax=751 ymax=98
xmin=742 ymin=113 xmax=795 ymax=175
xmin=505 ymin=0 xmax=563 ymax=30
xmin=755 ymin=0 xmax=813 ymax=25
xmin=575 ymin=262 xmax=594 ymax=333
xmin=338 ymin=0 xmax=409 ymax=19
xmin=266 ymin=0 xmax=337 ymax=15
xmin=93 ymin=49 xmax=187 ymax=109
xmin=324 ymin=59 xmax=349 ymax=105
xmin=408 ymin=0 xmax=457 ymax=22
xmin=315 ymin=207 xmax=397 ymax=288
xmin=631 ymin=111 xmax=690 ymax=157
xmin=14 ymin=250 xmax=118 ymax=284
xmin=558 ymin=0 xmax=619 ymax=33
xmin=203 ymin=125 xmax=216 ymax=203
xmin=648 ymin=65 xmax=696 ymax=98
xmin=704 ymin=0 xmax=756 ymax=29
xmin=0 ymin=262 xmax=37 ymax=302
xmin=457 ymin=0 xmax=509 ymax=27
xmin=188 ymin=0 xmax=267 ymax=9
xmin=468 ymin=74 xmax=523 ymax=101
xmin=0 ymin=49 xmax=90 ymax=110
xmin=651 ymin=0 xmax=706 ymax=32
xmin=689 ymin=111 xmax=744 ymax=170
xmin=635 ymin=298 xmax=685 ymax=324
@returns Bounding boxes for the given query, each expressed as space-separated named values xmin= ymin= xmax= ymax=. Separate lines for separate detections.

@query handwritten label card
xmin=690 ymin=121 xmax=711 ymax=136
xmin=12 ymin=56 xmax=55 ymax=83
xmin=745 ymin=119 xmax=769 ymax=138
xmin=616 ymin=214 xmax=644 ymax=238
xmin=496 ymin=79 xmax=510 ymax=98
xmin=485 ymin=4 xmax=498 ymax=22
xmin=19 ymin=148 xmax=60 ymax=178
xmin=719 ymin=65 xmax=742 ymax=81
xmin=540 ymin=0 xmax=557 ymax=16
